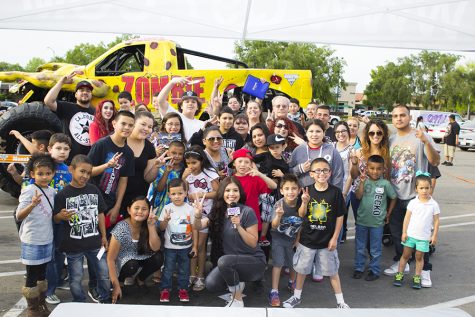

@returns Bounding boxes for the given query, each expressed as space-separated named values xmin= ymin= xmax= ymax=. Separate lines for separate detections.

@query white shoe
xmin=384 ymin=261 xmax=410 ymax=276
xmin=124 ymin=277 xmax=135 ymax=286
xmin=226 ymin=298 xmax=244 ymax=307
xmin=421 ymin=270 xmax=432 ymax=288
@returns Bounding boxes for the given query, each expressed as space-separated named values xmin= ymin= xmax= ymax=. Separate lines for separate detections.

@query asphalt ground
xmin=0 ymin=148 xmax=474 ymax=316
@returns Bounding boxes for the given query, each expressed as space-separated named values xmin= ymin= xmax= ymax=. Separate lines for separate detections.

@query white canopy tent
xmin=1 ymin=0 xmax=475 ymax=51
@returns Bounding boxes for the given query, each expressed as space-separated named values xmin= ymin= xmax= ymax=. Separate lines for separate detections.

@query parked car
xmin=460 ymin=121 xmax=475 ymax=134
xmin=410 ymin=110 xmax=464 ymax=143
xmin=458 ymin=131 xmax=475 ymax=151
xmin=361 ymin=110 xmax=379 ymax=117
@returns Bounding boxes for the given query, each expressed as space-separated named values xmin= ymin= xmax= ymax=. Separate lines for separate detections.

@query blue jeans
xmin=46 ymin=224 xmax=65 ymax=295
xmin=67 ymin=248 xmax=110 ymax=302
xmin=354 ymin=224 xmax=383 ymax=275
xmin=160 ymin=247 xmax=191 ymax=290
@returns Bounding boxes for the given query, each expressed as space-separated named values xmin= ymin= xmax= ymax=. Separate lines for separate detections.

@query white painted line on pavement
xmin=425 ymin=294 xmax=475 ymax=308
xmin=0 ymin=259 xmax=21 ymax=264
xmin=0 ymin=210 xmax=14 ymax=214
xmin=440 ymin=214 xmax=475 ymax=220
xmin=0 ymin=216 xmax=12 ymax=219
xmin=3 ymin=297 xmax=26 ymax=317
xmin=0 ymin=270 xmax=25 ymax=277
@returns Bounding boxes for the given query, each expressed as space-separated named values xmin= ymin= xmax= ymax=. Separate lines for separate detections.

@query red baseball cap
xmin=228 ymin=148 xmax=253 ymax=168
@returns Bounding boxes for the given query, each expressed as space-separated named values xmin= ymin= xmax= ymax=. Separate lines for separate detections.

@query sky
xmin=1 ymin=29 xmax=475 ymax=92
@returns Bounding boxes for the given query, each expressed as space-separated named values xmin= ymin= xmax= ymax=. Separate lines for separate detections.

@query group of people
xmin=11 ymin=73 xmax=442 ymax=316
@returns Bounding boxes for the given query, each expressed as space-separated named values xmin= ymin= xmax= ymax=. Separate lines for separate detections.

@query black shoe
xmin=446 ymin=162 xmax=453 ymax=166
xmin=352 ymin=270 xmax=364 ymax=279
xmin=441 ymin=161 xmax=448 ymax=165
xmin=88 ymin=287 xmax=100 ymax=303
xmin=365 ymin=271 xmax=379 ymax=281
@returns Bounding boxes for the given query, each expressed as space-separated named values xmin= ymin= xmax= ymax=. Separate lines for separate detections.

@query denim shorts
xmin=271 ymin=240 xmax=294 ymax=267
xmin=402 ymin=236 xmax=430 ymax=252
xmin=21 ymin=242 xmax=53 ymax=265
xmin=293 ymin=243 xmax=339 ymax=276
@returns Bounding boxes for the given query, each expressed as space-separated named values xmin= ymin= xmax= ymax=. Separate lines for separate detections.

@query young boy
xmin=353 ymin=155 xmax=397 ymax=281
xmin=53 ymin=154 xmax=110 ymax=303
xmin=255 ymin=134 xmax=290 ymax=246
xmin=88 ymin=110 xmax=135 ymax=226
xmin=117 ymin=91 xmax=135 ymax=112
xmin=229 ymin=148 xmax=277 ymax=240
xmin=148 ymin=140 xmax=185 ymax=217
xmin=269 ymin=174 xmax=304 ymax=307
xmin=287 ymin=98 xmax=304 ymax=124
xmin=283 ymin=158 xmax=349 ymax=309
xmin=158 ymin=178 xmax=200 ymax=303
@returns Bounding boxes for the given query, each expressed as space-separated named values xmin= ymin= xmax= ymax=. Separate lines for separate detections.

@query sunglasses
xmin=368 ymin=131 xmax=383 ymax=137
xmin=206 ymin=136 xmax=223 ymax=142
xmin=275 ymin=124 xmax=288 ymax=129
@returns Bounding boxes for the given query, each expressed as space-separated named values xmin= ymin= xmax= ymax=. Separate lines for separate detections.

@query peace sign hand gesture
xmin=301 ymin=187 xmax=310 ymax=205
xmin=192 ymin=193 xmax=206 ymax=217
xmin=147 ymin=207 xmax=158 ymax=227
xmin=155 ymin=151 xmax=171 ymax=168
xmin=107 ymin=152 xmax=123 ymax=168
xmin=266 ymin=109 xmax=275 ymax=122
xmin=30 ymin=190 xmax=42 ymax=207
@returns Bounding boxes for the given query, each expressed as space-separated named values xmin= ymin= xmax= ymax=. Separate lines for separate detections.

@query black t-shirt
xmin=87 ymin=136 xmax=135 ymax=210
xmin=254 ymin=152 xmax=289 ymax=178
xmin=444 ymin=121 xmax=460 ymax=146
xmin=122 ymin=140 xmax=156 ymax=211
xmin=325 ymin=126 xmax=336 ymax=142
xmin=53 ymin=184 xmax=107 ymax=253
xmin=55 ymin=101 xmax=95 ymax=160
xmin=299 ymin=184 xmax=347 ymax=249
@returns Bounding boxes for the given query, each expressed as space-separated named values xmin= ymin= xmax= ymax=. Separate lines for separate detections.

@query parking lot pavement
xmin=0 ymin=149 xmax=474 ymax=316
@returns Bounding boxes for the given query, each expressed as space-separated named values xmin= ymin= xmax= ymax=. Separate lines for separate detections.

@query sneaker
xmin=225 ymin=298 xmax=244 ymax=307
xmin=259 ymin=238 xmax=270 ymax=247
xmin=421 ymin=270 xmax=432 ymax=288
xmin=312 ymin=274 xmax=323 ymax=282
xmin=269 ymin=290 xmax=280 ymax=307
xmin=57 ymin=280 xmax=70 ymax=290
xmin=283 ymin=295 xmax=301 ymax=308
xmin=352 ymin=270 xmax=363 ymax=279
xmin=45 ymin=294 xmax=60 ymax=305
xmin=178 ymin=289 xmax=190 ymax=302
xmin=160 ymin=289 xmax=170 ymax=302
xmin=88 ymin=287 xmax=100 ymax=303
xmin=393 ymin=272 xmax=404 ymax=287
xmin=189 ymin=275 xmax=197 ymax=287
xmin=441 ymin=161 xmax=448 ymax=165
xmin=287 ymin=279 xmax=296 ymax=292
xmin=412 ymin=275 xmax=422 ymax=289
xmin=337 ymin=302 xmax=350 ymax=309
xmin=384 ymin=261 xmax=409 ymax=276
xmin=124 ymin=277 xmax=135 ymax=286
xmin=365 ymin=271 xmax=379 ymax=281
xmin=283 ymin=267 xmax=290 ymax=275
xmin=446 ymin=162 xmax=453 ymax=166
xmin=193 ymin=278 xmax=205 ymax=291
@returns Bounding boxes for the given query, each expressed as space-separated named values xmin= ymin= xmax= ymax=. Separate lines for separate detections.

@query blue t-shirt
xmin=147 ymin=165 xmax=183 ymax=217
xmin=23 ymin=162 xmax=72 ymax=193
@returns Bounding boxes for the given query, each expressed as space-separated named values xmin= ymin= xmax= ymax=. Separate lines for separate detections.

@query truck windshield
xmin=95 ymin=45 xmax=145 ymax=76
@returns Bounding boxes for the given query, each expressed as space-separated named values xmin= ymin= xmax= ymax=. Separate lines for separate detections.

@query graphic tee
xmin=270 ymin=198 xmax=303 ymax=244
xmin=185 ymin=169 xmax=219 ymax=216
xmin=87 ymin=136 xmax=134 ymax=210
xmin=23 ymin=162 xmax=72 ymax=192
xmin=357 ymin=178 xmax=397 ymax=227
xmin=444 ymin=121 xmax=460 ymax=146
xmin=149 ymin=132 xmax=182 ymax=149
xmin=159 ymin=203 xmax=195 ymax=249
xmin=299 ymin=184 xmax=347 ymax=249
xmin=53 ymin=183 xmax=107 ymax=253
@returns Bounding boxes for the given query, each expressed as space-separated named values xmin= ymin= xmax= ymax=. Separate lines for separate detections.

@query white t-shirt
xmin=165 ymin=104 xmax=204 ymax=141
xmin=185 ymin=169 xmax=219 ymax=216
xmin=159 ymin=202 xmax=195 ymax=249
xmin=406 ymin=196 xmax=440 ymax=240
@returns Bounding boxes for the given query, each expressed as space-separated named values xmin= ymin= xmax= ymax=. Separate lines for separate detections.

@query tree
xmin=233 ymin=41 xmax=346 ymax=103
xmin=24 ymin=57 xmax=46 ymax=72
xmin=0 ymin=62 xmax=23 ymax=71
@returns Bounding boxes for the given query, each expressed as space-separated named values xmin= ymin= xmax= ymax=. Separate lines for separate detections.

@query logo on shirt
xmin=308 ymin=199 xmax=330 ymax=224
xmin=69 ymin=112 xmax=94 ymax=146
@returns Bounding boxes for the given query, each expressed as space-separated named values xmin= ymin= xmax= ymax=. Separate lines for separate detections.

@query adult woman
xmin=268 ymin=116 xmax=304 ymax=153
xmin=349 ymin=120 xmax=390 ymax=217
xmin=245 ymin=100 xmax=265 ymax=129
xmin=228 ymin=96 xmax=243 ymax=114
xmin=89 ymin=99 xmax=116 ymax=144
xmin=244 ymin=123 xmax=270 ymax=156
xmin=346 ymin=117 xmax=362 ymax=150
xmin=205 ymin=177 xmax=266 ymax=307
xmin=203 ymin=126 xmax=231 ymax=178
xmin=108 ymin=197 xmax=163 ymax=304
xmin=121 ymin=111 xmax=159 ymax=214
xmin=233 ymin=113 xmax=250 ymax=143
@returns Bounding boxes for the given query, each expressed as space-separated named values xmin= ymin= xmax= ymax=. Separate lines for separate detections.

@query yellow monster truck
xmin=0 ymin=38 xmax=312 ymax=197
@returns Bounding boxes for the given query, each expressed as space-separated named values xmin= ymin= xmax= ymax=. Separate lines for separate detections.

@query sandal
xmin=189 ymin=275 xmax=197 ymax=287
xmin=193 ymin=277 xmax=205 ymax=291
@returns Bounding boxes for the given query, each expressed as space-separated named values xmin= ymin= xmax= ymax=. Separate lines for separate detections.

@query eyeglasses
xmin=335 ymin=130 xmax=348 ymax=134
xmin=275 ymin=124 xmax=288 ymax=129
xmin=206 ymin=136 xmax=223 ymax=142
xmin=368 ymin=131 xmax=383 ymax=137
xmin=310 ymin=168 xmax=330 ymax=174
xmin=166 ymin=122 xmax=181 ymax=127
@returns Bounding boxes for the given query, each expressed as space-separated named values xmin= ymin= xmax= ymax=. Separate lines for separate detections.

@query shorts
xmin=292 ymin=243 xmax=339 ymax=276
xmin=402 ymin=236 xmax=430 ymax=252
xmin=444 ymin=144 xmax=456 ymax=157
xmin=271 ymin=240 xmax=294 ymax=267
xmin=199 ymin=215 xmax=209 ymax=234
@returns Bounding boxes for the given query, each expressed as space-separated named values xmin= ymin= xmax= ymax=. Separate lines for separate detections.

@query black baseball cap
xmin=182 ymin=91 xmax=198 ymax=98
xmin=267 ymin=134 xmax=286 ymax=146
xmin=76 ymin=80 xmax=93 ymax=91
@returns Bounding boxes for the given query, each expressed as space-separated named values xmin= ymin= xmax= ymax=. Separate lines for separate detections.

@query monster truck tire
xmin=0 ymin=102 xmax=63 ymax=198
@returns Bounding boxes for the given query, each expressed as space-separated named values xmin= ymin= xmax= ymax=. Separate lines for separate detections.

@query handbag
xmin=242 ymin=75 xmax=269 ymax=99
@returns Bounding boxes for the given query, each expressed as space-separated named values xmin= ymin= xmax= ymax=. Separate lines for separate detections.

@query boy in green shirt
xmin=353 ymin=155 xmax=397 ymax=281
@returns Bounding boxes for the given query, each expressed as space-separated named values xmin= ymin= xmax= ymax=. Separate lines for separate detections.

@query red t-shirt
xmin=235 ymin=174 xmax=270 ymax=230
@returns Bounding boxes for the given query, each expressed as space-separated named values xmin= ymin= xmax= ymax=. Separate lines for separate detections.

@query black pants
xmin=205 ymin=254 xmax=266 ymax=291
xmin=118 ymin=252 xmax=163 ymax=282
xmin=389 ymin=198 xmax=432 ymax=271
xmin=26 ymin=263 xmax=47 ymax=287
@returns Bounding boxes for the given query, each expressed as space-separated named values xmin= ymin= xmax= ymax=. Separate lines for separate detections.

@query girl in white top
xmin=182 ymin=145 xmax=219 ymax=291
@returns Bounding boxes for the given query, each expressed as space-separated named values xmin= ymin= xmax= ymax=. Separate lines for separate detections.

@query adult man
xmin=305 ymin=102 xmax=318 ymax=120
xmin=44 ymin=73 xmax=95 ymax=161
xmin=384 ymin=104 xmax=440 ymax=288
xmin=442 ymin=114 xmax=460 ymax=166
xmin=315 ymin=105 xmax=336 ymax=142
xmin=267 ymin=96 xmax=305 ymax=137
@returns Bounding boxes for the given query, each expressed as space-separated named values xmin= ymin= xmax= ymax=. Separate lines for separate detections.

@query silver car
xmin=458 ymin=131 xmax=475 ymax=151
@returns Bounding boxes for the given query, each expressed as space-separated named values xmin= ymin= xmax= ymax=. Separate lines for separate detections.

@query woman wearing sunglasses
xmin=268 ymin=117 xmax=305 ymax=154
xmin=202 ymin=126 xmax=231 ymax=179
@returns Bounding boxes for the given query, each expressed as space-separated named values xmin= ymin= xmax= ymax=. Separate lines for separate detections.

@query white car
xmin=361 ymin=110 xmax=379 ymax=117
xmin=330 ymin=115 xmax=340 ymax=126
xmin=458 ymin=131 xmax=475 ymax=151
xmin=427 ymin=125 xmax=447 ymax=143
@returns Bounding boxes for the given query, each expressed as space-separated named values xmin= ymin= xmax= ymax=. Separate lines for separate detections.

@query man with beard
xmin=44 ymin=72 xmax=95 ymax=162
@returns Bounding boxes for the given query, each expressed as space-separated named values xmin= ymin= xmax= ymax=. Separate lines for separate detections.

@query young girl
xmin=150 ymin=112 xmax=186 ymax=155
xmin=182 ymin=145 xmax=219 ymax=291
xmin=393 ymin=173 xmax=440 ymax=289
xmin=108 ymin=196 xmax=163 ymax=304
xmin=89 ymin=99 xmax=116 ymax=144
xmin=16 ymin=153 xmax=56 ymax=316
